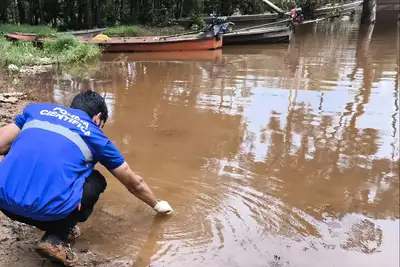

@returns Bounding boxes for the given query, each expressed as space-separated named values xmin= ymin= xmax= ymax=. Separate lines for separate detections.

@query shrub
xmin=105 ymin=25 xmax=152 ymax=37
xmin=0 ymin=36 xmax=100 ymax=67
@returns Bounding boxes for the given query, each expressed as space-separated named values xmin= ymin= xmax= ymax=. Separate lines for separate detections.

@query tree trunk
xmin=51 ymin=0 xmax=58 ymax=27
xmin=39 ymin=0 xmax=44 ymax=24
xmin=113 ymin=0 xmax=118 ymax=25
xmin=17 ymin=0 xmax=25 ymax=24
xmin=70 ymin=0 xmax=78 ymax=29
xmin=85 ymin=0 xmax=92 ymax=28
xmin=179 ymin=0 xmax=184 ymax=18
xmin=119 ymin=0 xmax=124 ymax=23
xmin=95 ymin=0 xmax=101 ymax=26
xmin=0 ymin=0 xmax=9 ymax=22
xmin=361 ymin=0 xmax=376 ymax=25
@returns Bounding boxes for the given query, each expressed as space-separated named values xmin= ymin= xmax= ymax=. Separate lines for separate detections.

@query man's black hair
xmin=70 ymin=91 xmax=108 ymax=124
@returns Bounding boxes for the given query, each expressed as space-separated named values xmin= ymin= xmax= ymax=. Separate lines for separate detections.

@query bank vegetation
xmin=0 ymin=0 xmax=344 ymax=30
xmin=0 ymin=36 xmax=100 ymax=67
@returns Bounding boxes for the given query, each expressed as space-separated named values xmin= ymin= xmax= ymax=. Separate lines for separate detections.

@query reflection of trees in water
xmin=244 ymin=98 xmax=398 ymax=212
xmin=34 ymin=17 xmax=399 ymax=259
xmin=341 ymin=219 xmax=383 ymax=254
xmin=223 ymin=19 xmax=399 ymax=254
xmin=80 ymin=60 xmax=247 ymax=258
xmin=288 ymin=20 xmax=357 ymax=87
xmin=92 ymin=19 xmax=399 ymax=256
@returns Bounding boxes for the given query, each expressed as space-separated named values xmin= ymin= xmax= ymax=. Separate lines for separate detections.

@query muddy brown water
xmin=7 ymin=12 xmax=400 ymax=267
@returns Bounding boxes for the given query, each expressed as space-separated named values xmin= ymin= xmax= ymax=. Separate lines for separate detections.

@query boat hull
xmin=5 ymin=33 xmax=223 ymax=52
xmin=6 ymin=28 xmax=107 ymax=39
xmin=223 ymin=27 xmax=291 ymax=45
xmin=95 ymin=36 xmax=223 ymax=52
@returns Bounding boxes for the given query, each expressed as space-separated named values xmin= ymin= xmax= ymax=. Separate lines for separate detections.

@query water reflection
xmin=39 ymin=13 xmax=400 ymax=267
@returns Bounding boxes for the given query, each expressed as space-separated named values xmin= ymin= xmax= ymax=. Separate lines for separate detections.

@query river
xmin=14 ymin=11 xmax=400 ymax=267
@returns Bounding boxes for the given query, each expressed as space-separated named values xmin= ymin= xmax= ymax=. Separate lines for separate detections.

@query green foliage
xmin=0 ymin=0 xmax=344 ymax=31
xmin=43 ymin=36 xmax=101 ymax=63
xmin=190 ymin=14 xmax=205 ymax=28
xmin=105 ymin=26 xmax=152 ymax=37
xmin=105 ymin=25 xmax=184 ymax=37
xmin=272 ymin=0 xmax=343 ymax=11
xmin=0 ymin=36 xmax=100 ymax=67
xmin=0 ymin=37 xmax=48 ymax=66
xmin=0 ymin=24 xmax=56 ymax=35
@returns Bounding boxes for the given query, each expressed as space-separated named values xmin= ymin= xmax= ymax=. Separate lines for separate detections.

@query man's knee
xmin=87 ymin=170 xmax=107 ymax=193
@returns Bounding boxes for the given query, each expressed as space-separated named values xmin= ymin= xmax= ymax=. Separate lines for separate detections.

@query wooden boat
xmin=292 ymin=17 xmax=326 ymax=28
xmin=5 ymin=33 xmax=37 ymax=41
xmin=89 ymin=35 xmax=222 ymax=52
xmin=176 ymin=0 xmax=363 ymax=29
xmin=5 ymin=33 xmax=223 ymax=52
xmin=68 ymin=28 xmax=108 ymax=37
xmin=102 ymin=50 xmax=222 ymax=62
xmin=313 ymin=1 xmax=363 ymax=16
xmin=177 ymin=13 xmax=280 ymax=30
xmin=223 ymin=26 xmax=291 ymax=45
xmin=8 ymin=28 xmax=108 ymax=38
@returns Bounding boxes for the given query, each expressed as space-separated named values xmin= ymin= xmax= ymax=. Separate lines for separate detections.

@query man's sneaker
xmin=68 ymin=226 xmax=81 ymax=243
xmin=36 ymin=233 xmax=78 ymax=267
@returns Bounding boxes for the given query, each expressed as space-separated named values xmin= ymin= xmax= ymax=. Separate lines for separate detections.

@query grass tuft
xmin=105 ymin=25 xmax=152 ymax=37
xmin=105 ymin=25 xmax=185 ymax=37
xmin=0 ymin=36 xmax=100 ymax=67
xmin=0 ymin=24 xmax=56 ymax=35
xmin=46 ymin=36 xmax=101 ymax=63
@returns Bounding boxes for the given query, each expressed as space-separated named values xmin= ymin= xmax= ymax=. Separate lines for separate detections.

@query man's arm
xmin=0 ymin=123 xmax=21 ymax=155
xmin=99 ymin=141 xmax=173 ymax=213
xmin=110 ymin=162 xmax=158 ymax=208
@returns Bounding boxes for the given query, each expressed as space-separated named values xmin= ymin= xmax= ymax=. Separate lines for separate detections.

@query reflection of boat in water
xmin=223 ymin=26 xmax=291 ymax=45
xmin=222 ymin=44 xmax=289 ymax=54
xmin=101 ymin=50 xmax=222 ymax=62
xmin=5 ymin=33 xmax=223 ymax=52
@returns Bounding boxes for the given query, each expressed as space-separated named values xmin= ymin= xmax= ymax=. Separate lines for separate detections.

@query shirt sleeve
xmin=98 ymin=141 xmax=125 ymax=170
xmin=14 ymin=113 xmax=26 ymax=129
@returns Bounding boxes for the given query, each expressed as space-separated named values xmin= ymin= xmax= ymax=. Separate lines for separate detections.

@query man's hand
xmin=0 ymin=123 xmax=21 ymax=155
xmin=154 ymin=200 xmax=173 ymax=214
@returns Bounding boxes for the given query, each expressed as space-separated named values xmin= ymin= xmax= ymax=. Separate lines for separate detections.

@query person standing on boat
xmin=0 ymin=91 xmax=173 ymax=266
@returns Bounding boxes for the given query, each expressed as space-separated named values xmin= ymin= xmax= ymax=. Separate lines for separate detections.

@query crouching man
xmin=0 ymin=91 xmax=172 ymax=266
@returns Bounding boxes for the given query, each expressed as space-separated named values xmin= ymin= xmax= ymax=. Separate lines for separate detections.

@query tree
xmin=0 ymin=0 xmax=346 ymax=30
xmin=361 ymin=0 xmax=376 ymax=25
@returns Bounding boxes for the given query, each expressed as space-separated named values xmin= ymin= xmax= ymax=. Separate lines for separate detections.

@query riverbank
xmin=0 ymin=24 xmax=56 ymax=36
xmin=0 ymin=24 xmax=187 ymax=69
xmin=0 ymin=212 xmax=131 ymax=267
xmin=0 ymin=36 xmax=100 ymax=68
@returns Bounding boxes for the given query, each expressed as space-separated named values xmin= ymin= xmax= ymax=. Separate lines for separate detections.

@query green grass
xmin=105 ymin=25 xmax=152 ymax=37
xmin=0 ymin=36 xmax=100 ymax=67
xmin=0 ymin=37 xmax=47 ymax=66
xmin=0 ymin=24 xmax=56 ymax=35
xmin=105 ymin=25 xmax=185 ymax=37
xmin=44 ymin=36 xmax=100 ymax=63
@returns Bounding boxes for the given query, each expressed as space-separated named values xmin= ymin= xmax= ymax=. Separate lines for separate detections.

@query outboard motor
xmin=203 ymin=16 xmax=235 ymax=37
